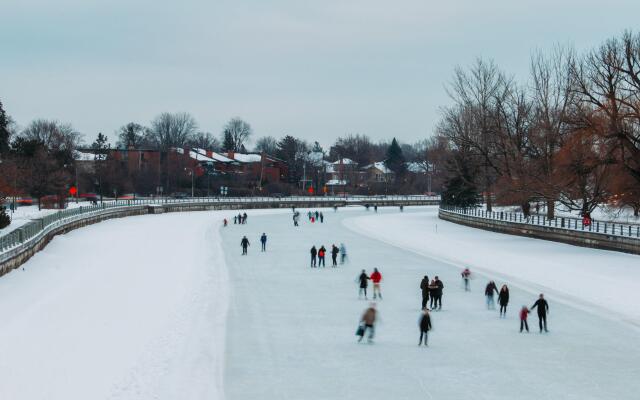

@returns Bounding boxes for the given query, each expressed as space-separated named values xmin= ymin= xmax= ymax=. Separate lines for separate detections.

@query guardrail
xmin=439 ymin=205 xmax=640 ymax=255
xmin=440 ymin=205 xmax=640 ymax=239
xmin=0 ymin=195 xmax=439 ymax=257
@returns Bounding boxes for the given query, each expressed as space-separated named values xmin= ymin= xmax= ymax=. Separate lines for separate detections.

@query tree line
xmin=437 ymin=31 xmax=640 ymax=218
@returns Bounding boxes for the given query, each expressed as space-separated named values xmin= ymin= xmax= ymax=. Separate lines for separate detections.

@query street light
xmin=184 ymin=167 xmax=195 ymax=198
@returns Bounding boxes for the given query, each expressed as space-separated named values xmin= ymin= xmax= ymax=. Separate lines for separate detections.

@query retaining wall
xmin=438 ymin=208 xmax=640 ymax=256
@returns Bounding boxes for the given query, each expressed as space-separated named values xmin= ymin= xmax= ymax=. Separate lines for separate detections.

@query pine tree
xmin=384 ymin=138 xmax=406 ymax=174
xmin=0 ymin=100 xmax=10 ymax=155
xmin=441 ymin=156 xmax=478 ymax=207
xmin=222 ymin=130 xmax=235 ymax=152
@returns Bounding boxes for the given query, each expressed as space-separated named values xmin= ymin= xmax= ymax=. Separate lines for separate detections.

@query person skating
xmin=241 ymin=236 xmax=250 ymax=255
xmin=420 ymin=275 xmax=430 ymax=309
xmin=371 ymin=268 xmax=382 ymax=299
xmin=374 ymin=205 xmax=378 ymax=212
xmin=418 ymin=309 xmax=432 ymax=346
xmin=358 ymin=270 xmax=370 ymax=299
xmin=310 ymin=246 xmax=317 ymax=267
xmin=530 ymin=294 xmax=549 ymax=333
xmin=320 ymin=212 xmax=324 ymax=223
xmin=498 ymin=285 xmax=509 ymax=317
xmin=431 ymin=276 xmax=444 ymax=310
xmin=318 ymin=246 xmax=326 ymax=267
xmin=461 ymin=268 xmax=471 ymax=291
xmin=519 ymin=306 xmax=530 ymax=333
xmin=223 ymin=218 xmax=228 ymax=227
xmin=331 ymin=244 xmax=339 ymax=267
xmin=315 ymin=211 xmax=319 ymax=220
xmin=485 ymin=281 xmax=499 ymax=309
xmin=357 ymin=303 xmax=377 ymax=343
xmin=339 ymin=243 xmax=347 ymax=264
xmin=242 ymin=212 xmax=248 ymax=224
xmin=260 ymin=233 xmax=267 ymax=252
xmin=428 ymin=279 xmax=437 ymax=309
xmin=233 ymin=215 xmax=237 ymax=224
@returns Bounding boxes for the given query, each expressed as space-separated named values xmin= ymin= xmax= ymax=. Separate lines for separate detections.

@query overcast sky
xmin=2 ymin=0 xmax=639 ymax=148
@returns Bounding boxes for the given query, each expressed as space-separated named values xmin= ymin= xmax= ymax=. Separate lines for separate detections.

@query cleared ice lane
xmin=223 ymin=208 xmax=640 ymax=400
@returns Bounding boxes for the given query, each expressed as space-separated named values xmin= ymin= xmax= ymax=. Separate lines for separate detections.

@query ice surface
xmin=0 ymin=206 xmax=638 ymax=399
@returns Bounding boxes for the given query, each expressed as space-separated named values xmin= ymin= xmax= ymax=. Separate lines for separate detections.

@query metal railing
xmin=0 ymin=195 xmax=439 ymax=255
xmin=440 ymin=205 xmax=640 ymax=240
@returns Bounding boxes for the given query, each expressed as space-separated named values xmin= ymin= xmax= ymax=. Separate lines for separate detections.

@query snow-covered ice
xmin=0 ymin=206 xmax=639 ymax=399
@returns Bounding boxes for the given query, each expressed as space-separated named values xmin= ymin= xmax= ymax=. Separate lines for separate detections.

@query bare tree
xmin=116 ymin=122 xmax=148 ymax=149
xmin=188 ymin=132 xmax=221 ymax=151
xmin=254 ymin=136 xmax=278 ymax=154
xmin=221 ymin=117 xmax=252 ymax=152
xmin=147 ymin=112 xmax=197 ymax=151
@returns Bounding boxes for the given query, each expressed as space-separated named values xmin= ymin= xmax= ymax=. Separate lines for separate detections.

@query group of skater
xmin=307 ymin=210 xmax=325 ymax=223
xmin=419 ymin=275 xmax=445 ymax=310
xmin=310 ymin=244 xmax=346 ymax=267
xmin=357 ymin=268 xmax=383 ymax=299
xmin=240 ymin=232 xmax=268 ymax=254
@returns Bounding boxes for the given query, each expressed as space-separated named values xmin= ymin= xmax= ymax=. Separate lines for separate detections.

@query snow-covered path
xmin=0 ymin=212 xmax=229 ymax=400
xmin=1 ymin=206 xmax=639 ymax=399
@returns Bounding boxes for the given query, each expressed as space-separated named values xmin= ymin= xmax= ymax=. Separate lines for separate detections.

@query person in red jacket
xmin=370 ymin=268 xmax=383 ymax=299
xmin=519 ymin=306 xmax=530 ymax=333
xmin=318 ymin=246 xmax=326 ymax=267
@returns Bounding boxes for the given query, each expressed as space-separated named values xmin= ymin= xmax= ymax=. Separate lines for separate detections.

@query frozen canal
xmin=0 ymin=206 xmax=638 ymax=399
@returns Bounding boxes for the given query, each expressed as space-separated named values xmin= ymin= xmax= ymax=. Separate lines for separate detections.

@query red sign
xmin=69 ymin=186 xmax=78 ymax=195
xmin=308 ymin=186 xmax=314 ymax=194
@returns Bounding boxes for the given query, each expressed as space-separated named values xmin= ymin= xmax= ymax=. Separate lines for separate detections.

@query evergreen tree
xmin=441 ymin=154 xmax=478 ymax=207
xmin=0 ymin=100 xmax=11 ymax=154
xmin=384 ymin=138 xmax=406 ymax=174
xmin=222 ymin=130 xmax=235 ymax=152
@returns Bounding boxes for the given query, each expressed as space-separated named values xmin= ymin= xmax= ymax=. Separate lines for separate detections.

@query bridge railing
xmin=0 ymin=195 xmax=439 ymax=255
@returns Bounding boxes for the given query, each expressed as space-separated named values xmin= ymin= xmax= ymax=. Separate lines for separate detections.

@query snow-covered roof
xmin=406 ymin=161 xmax=433 ymax=173
xmin=74 ymin=150 xmax=106 ymax=161
xmin=191 ymin=148 xmax=235 ymax=163
xmin=232 ymin=153 xmax=262 ymax=163
xmin=326 ymin=179 xmax=348 ymax=186
xmin=332 ymin=158 xmax=355 ymax=165
xmin=363 ymin=161 xmax=392 ymax=174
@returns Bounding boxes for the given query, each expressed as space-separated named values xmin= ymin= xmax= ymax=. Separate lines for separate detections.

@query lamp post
xmin=184 ymin=167 xmax=194 ymax=197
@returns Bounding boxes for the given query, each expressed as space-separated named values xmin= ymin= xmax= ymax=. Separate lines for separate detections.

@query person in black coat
xmin=498 ymin=285 xmax=509 ymax=317
xmin=418 ymin=309 xmax=432 ymax=346
xmin=420 ymin=275 xmax=430 ymax=309
xmin=430 ymin=277 xmax=444 ymax=310
xmin=310 ymin=246 xmax=317 ymax=267
xmin=260 ymin=233 xmax=267 ymax=252
xmin=358 ymin=270 xmax=370 ymax=299
xmin=485 ymin=281 xmax=499 ymax=309
xmin=241 ymin=236 xmax=250 ymax=255
xmin=530 ymin=293 xmax=549 ymax=332
xmin=331 ymin=244 xmax=339 ymax=267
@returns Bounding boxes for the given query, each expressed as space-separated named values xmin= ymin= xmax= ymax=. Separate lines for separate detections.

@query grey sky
xmin=2 ymin=0 xmax=639 ymax=148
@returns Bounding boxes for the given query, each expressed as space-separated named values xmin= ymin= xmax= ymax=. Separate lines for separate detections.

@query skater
xmin=461 ymin=268 xmax=471 ymax=291
xmin=431 ymin=276 xmax=444 ymax=309
xmin=241 ymin=236 xmax=250 ymax=255
xmin=315 ymin=211 xmax=319 ymax=220
xmin=358 ymin=270 xmax=370 ymax=299
xmin=498 ymin=285 xmax=509 ymax=317
xmin=374 ymin=205 xmax=378 ymax=212
xmin=233 ymin=215 xmax=237 ymax=224
xmin=339 ymin=243 xmax=347 ymax=264
xmin=420 ymin=275 xmax=430 ymax=309
xmin=308 ymin=211 xmax=312 ymax=220
xmin=318 ymin=246 xmax=326 ymax=267
xmin=310 ymin=246 xmax=317 ymax=267
xmin=260 ymin=233 xmax=267 ymax=252
xmin=400 ymin=205 xmax=404 ymax=212
xmin=519 ymin=306 xmax=530 ymax=332
xmin=331 ymin=244 xmax=339 ymax=266
xmin=320 ymin=212 xmax=324 ymax=223
xmin=371 ymin=268 xmax=382 ymax=299
xmin=530 ymin=294 xmax=549 ymax=333
xmin=485 ymin=281 xmax=499 ymax=309
xmin=237 ymin=213 xmax=242 ymax=225
xmin=223 ymin=218 xmax=228 ymax=227
xmin=418 ymin=308 xmax=432 ymax=346
xmin=242 ymin=212 xmax=248 ymax=224
xmin=293 ymin=212 xmax=299 ymax=226
xmin=357 ymin=303 xmax=377 ymax=343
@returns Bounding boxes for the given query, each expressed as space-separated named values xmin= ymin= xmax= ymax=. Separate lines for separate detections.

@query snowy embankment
xmin=346 ymin=207 xmax=640 ymax=326
xmin=0 ymin=211 xmax=229 ymax=400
